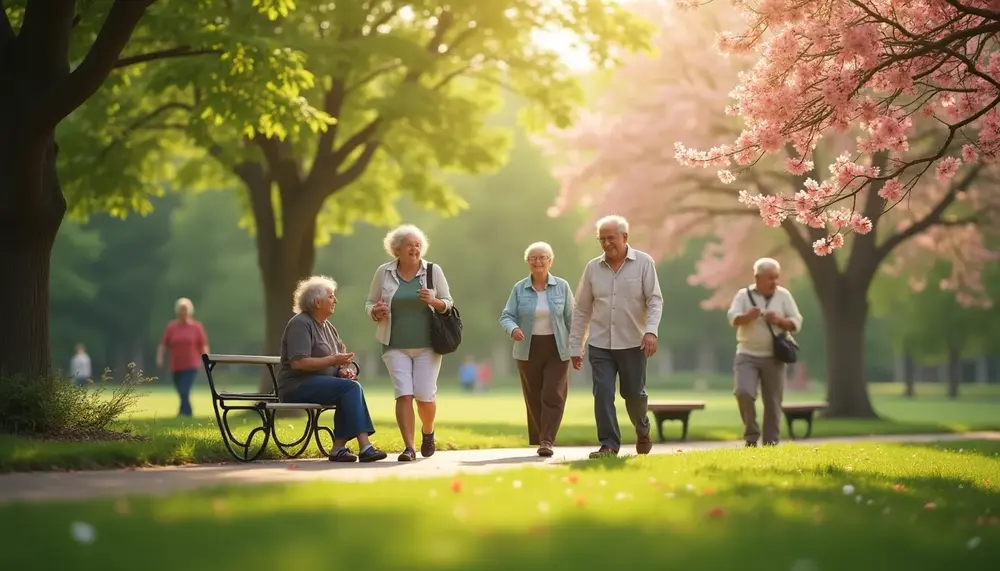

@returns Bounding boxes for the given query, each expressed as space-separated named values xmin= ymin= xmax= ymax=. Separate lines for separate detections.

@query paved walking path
xmin=2 ymin=431 xmax=998 ymax=504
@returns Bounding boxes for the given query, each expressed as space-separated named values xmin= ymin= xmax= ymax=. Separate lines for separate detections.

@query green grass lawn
xmin=2 ymin=377 xmax=998 ymax=472
xmin=1 ymin=439 xmax=997 ymax=570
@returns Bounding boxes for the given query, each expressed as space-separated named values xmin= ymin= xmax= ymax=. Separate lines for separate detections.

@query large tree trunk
xmin=946 ymin=345 xmax=961 ymax=399
xmin=0 ymin=142 xmax=66 ymax=379
xmin=255 ymin=219 xmax=317 ymax=394
xmin=902 ymin=350 xmax=916 ymax=398
xmin=819 ymin=285 xmax=879 ymax=418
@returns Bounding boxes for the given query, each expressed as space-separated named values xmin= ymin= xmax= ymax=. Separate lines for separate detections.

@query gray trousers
xmin=734 ymin=352 xmax=787 ymax=444
xmin=589 ymin=345 xmax=651 ymax=450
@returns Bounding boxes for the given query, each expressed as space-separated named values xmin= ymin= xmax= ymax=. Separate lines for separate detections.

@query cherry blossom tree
xmin=542 ymin=1 xmax=1000 ymax=417
xmin=673 ymin=0 xmax=1000 ymax=256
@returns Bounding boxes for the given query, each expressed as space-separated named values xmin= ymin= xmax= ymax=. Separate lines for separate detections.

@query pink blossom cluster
xmin=675 ymin=0 xmax=1000 ymax=255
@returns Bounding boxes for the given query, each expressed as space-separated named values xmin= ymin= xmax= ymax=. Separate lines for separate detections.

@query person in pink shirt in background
xmin=156 ymin=297 xmax=210 ymax=417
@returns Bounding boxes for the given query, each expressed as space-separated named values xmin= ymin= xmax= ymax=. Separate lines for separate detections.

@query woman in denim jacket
xmin=499 ymin=242 xmax=574 ymax=457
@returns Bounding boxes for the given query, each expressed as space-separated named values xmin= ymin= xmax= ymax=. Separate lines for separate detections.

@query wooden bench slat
xmin=206 ymin=354 xmax=280 ymax=365
xmin=782 ymin=402 xmax=828 ymax=411
xmin=263 ymin=403 xmax=332 ymax=410
xmin=648 ymin=401 xmax=707 ymax=411
xmin=218 ymin=392 xmax=276 ymax=400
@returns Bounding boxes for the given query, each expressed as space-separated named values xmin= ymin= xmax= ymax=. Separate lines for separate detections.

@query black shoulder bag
xmin=746 ymin=288 xmax=799 ymax=364
xmin=426 ymin=263 xmax=463 ymax=354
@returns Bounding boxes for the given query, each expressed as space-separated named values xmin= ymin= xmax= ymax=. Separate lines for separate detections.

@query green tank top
xmin=385 ymin=277 xmax=432 ymax=351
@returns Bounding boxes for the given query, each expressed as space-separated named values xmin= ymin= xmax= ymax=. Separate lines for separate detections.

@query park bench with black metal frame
xmin=647 ymin=401 xmax=707 ymax=442
xmin=201 ymin=353 xmax=359 ymax=462
xmin=782 ymin=401 xmax=827 ymax=439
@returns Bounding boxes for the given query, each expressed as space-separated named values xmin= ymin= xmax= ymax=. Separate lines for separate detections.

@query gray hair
xmin=523 ymin=241 xmax=555 ymax=262
xmin=595 ymin=214 xmax=629 ymax=234
xmin=383 ymin=224 xmax=429 ymax=258
xmin=753 ymin=257 xmax=781 ymax=275
xmin=292 ymin=275 xmax=338 ymax=314
xmin=174 ymin=297 xmax=194 ymax=316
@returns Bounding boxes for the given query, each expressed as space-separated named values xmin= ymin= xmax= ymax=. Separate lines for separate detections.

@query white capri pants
xmin=382 ymin=348 xmax=442 ymax=402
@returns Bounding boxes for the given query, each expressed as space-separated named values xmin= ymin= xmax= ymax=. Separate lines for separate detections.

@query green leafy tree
xmin=68 ymin=1 xmax=652 ymax=390
xmin=0 ymin=0 xmax=302 ymax=378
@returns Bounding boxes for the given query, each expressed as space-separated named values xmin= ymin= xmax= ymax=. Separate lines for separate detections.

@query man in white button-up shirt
xmin=726 ymin=257 xmax=803 ymax=447
xmin=570 ymin=215 xmax=663 ymax=458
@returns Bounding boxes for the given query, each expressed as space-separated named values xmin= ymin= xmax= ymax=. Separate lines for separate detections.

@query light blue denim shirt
xmin=499 ymin=274 xmax=574 ymax=362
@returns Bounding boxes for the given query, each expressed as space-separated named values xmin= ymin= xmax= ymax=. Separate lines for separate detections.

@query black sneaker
xmin=397 ymin=447 xmax=416 ymax=462
xmin=745 ymin=441 xmax=758 ymax=448
xmin=329 ymin=448 xmax=358 ymax=462
xmin=358 ymin=446 xmax=387 ymax=463
xmin=420 ymin=431 xmax=436 ymax=458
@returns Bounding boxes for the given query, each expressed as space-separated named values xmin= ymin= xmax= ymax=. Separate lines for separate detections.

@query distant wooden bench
xmin=782 ymin=401 xmax=827 ymax=439
xmin=647 ymin=401 xmax=707 ymax=442
xmin=201 ymin=353 xmax=359 ymax=462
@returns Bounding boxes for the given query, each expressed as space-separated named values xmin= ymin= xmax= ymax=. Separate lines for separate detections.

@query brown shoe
xmin=588 ymin=446 xmax=618 ymax=459
xmin=537 ymin=443 xmax=554 ymax=457
xmin=636 ymin=433 xmax=653 ymax=455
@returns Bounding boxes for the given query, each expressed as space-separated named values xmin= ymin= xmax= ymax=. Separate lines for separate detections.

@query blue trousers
xmin=172 ymin=369 xmax=197 ymax=417
xmin=287 ymin=376 xmax=376 ymax=441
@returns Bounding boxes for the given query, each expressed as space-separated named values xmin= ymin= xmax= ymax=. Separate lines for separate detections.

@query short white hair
xmin=292 ymin=275 xmax=337 ymax=314
xmin=753 ymin=257 xmax=781 ymax=275
xmin=174 ymin=297 xmax=194 ymax=316
xmin=383 ymin=224 xmax=429 ymax=258
xmin=595 ymin=214 xmax=629 ymax=234
xmin=523 ymin=241 xmax=554 ymax=262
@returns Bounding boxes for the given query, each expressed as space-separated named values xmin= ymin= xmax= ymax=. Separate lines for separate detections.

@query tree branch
xmin=98 ymin=101 xmax=192 ymax=161
xmin=49 ymin=0 xmax=156 ymax=126
xmin=331 ymin=141 xmax=380 ymax=188
xmin=874 ymin=163 xmax=984 ymax=263
xmin=18 ymin=0 xmax=75 ymax=75
xmin=0 ymin=0 xmax=15 ymax=44
xmin=114 ymin=45 xmax=222 ymax=69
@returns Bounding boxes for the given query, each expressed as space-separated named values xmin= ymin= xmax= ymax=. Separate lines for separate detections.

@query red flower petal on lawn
xmin=451 ymin=479 xmax=463 ymax=493
xmin=893 ymin=484 xmax=904 ymax=491
xmin=575 ymin=495 xmax=588 ymax=507
xmin=707 ymin=506 xmax=727 ymax=519
xmin=568 ymin=474 xmax=579 ymax=484
xmin=924 ymin=502 xmax=937 ymax=511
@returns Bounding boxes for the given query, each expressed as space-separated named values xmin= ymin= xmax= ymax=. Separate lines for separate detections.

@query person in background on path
xmin=459 ymin=357 xmax=478 ymax=392
xmin=277 ymin=275 xmax=387 ymax=463
xmin=70 ymin=343 xmax=92 ymax=387
xmin=499 ymin=241 xmax=574 ymax=457
xmin=366 ymin=224 xmax=454 ymax=462
xmin=476 ymin=359 xmax=493 ymax=392
xmin=726 ymin=257 xmax=803 ymax=447
xmin=569 ymin=215 xmax=663 ymax=459
xmin=156 ymin=297 xmax=209 ymax=417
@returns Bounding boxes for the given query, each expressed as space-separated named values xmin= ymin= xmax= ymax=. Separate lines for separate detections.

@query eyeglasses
xmin=527 ymin=256 xmax=550 ymax=263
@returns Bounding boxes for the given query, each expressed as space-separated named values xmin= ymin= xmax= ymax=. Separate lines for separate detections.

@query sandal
xmin=329 ymin=448 xmax=358 ymax=463
xmin=359 ymin=446 xmax=388 ymax=463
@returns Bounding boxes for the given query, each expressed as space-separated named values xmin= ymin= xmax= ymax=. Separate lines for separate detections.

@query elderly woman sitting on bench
xmin=276 ymin=275 xmax=388 ymax=463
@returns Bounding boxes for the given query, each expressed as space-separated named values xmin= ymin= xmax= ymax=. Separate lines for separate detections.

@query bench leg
xmin=212 ymin=399 xmax=272 ymax=462
xmin=655 ymin=414 xmax=666 ymax=443
xmin=803 ymin=412 xmax=814 ymax=439
xmin=653 ymin=412 xmax=693 ymax=442
xmin=785 ymin=414 xmax=797 ymax=440
xmin=272 ymin=409 xmax=317 ymax=459
xmin=313 ymin=408 xmax=336 ymax=457
xmin=680 ymin=412 xmax=691 ymax=441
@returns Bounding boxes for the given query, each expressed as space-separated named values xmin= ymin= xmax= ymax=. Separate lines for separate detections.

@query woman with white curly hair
xmin=366 ymin=224 xmax=454 ymax=462
xmin=276 ymin=275 xmax=387 ymax=463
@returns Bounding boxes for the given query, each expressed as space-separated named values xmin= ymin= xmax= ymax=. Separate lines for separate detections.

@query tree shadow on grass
xmin=1 ymin=469 xmax=997 ymax=571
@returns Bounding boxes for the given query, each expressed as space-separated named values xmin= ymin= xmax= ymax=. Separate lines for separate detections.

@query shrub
xmin=0 ymin=363 xmax=153 ymax=439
